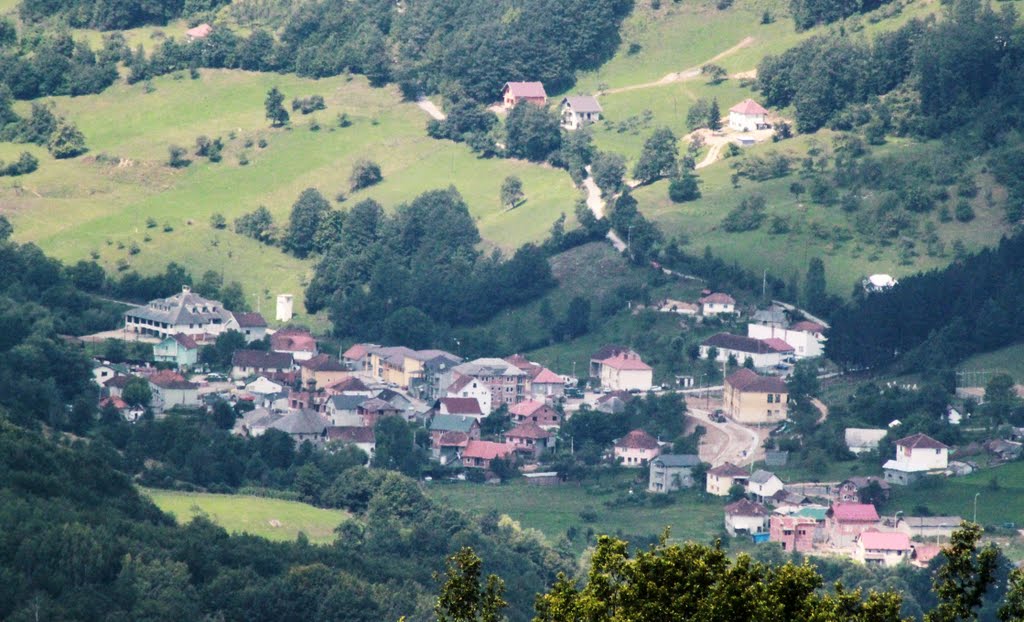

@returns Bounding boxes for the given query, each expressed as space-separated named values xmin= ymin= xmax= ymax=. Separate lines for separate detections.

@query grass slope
xmin=958 ymin=343 xmax=1024 ymax=382
xmin=884 ymin=462 xmax=1024 ymax=528
xmin=2 ymin=70 xmax=578 ymax=317
xmin=143 ymin=488 xmax=348 ymax=543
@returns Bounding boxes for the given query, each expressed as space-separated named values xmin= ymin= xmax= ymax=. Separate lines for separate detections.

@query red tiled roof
xmin=234 ymin=312 xmax=267 ymax=328
xmin=232 ymin=350 xmax=294 ymax=370
xmin=509 ymin=399 xmax=544 ymax=416
xmin=601 ymin=352 xmax=652 ymax=371
xmin=708 ymin=462 xmax=749 ymax=478
xmin=502 ymin=81 xmax=547 ymax=99
xmin=438 ymin=431 xmax=470 ymax=447
xmin=831 ymin=503 xmax=879 ymax=523
xmin=299 ymin=354 xmax=347 ymax=372
xmin=507 ymin=422 xmax=552 ymax=440
xmin=171 ymin=333 xmax=198 ymax=349
xmin=725 ymin=498 xmax=769 ymax=517
xmin=326 ymin=376 xmax=370 ymax=393
xmin=896 ymin=433 xmax=949 ymax=450
xmin=447 ymin=374 xmax=475 ymax=394
xmin=148 ymin=370 xmax=197 ymax=390
xmin=440 ymin=397 xmax=482 ymax=416
xmin=186 ymin=23 xmax=213 ymax=38
xmin=326 ymin=426 xmax=375 ymax=443
xmin=100 ymin=396 xmax=128 ymax=410
xmin=270 ymin=329 xmax=317 ymax=353
xmin=532 ymin=367 xmax=562 ymax=384
xmin=342 ymin=343 xmax=376 ymax=360
xmin=761 ymin=338 xmax=795 ymax=353
xmin=702 ymin=333 xmax=789 ymax=355
xmin=730 ymin=99 xmax=768 ymax=115
xmin=726 ymin=368 xmax=788 ymax=393
xmin=615 ymin=429 xmax=659 ymax=450
xmin=462 ymin=440 xmax=514 ymax=460
xmin=859 ymin=531 xmax=910 ymax=551
xmin=913 ymin=544 xmax=942 ymax=565
xmin=791 ymin=321 xmax=825 ymax=334
xmin=699 ymin=292 xmax=736 ymax=305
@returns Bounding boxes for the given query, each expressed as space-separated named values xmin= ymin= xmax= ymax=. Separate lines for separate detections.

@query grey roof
xmin=752 ymin=307 xmax=788 ymax=325
xmin=235 ymin=408 xmax=281 ymax=431
xmin=370 ymin=346 xmax=459 ymax=368
xmin=749 ymin=469 xmax=779 ymax=485
xmin=125 ymin=286 xmax=233 ymax=326
xmin=330 ymin=395 xmax=367 ymax=412
xmin=652 ymin=454 xmax=700 ymax=468
xmin=429 ymin=414 xmax=479 ymax=433
xmin=901 ymin=516 xmax=962 ymax=528
xmin=422 ymin=353 xmax=463 ymax=373
xmin=452 ymin=358 xmax=527 ymax=377
xmin=562 ymin=95 xmax=602 ymax=113
xmin=376 ymin=388 xmax=412 ymax=407
xmin=845 ymin=428 xmax=887 ymax=448
xmin=270 ymin=409 xmax=329 ymax=435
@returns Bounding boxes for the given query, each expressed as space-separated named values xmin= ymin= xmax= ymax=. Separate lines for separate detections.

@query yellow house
xmin=299 ymin=354 xmax=352 ymax=389
xmin=369 ymin=347 xmax=459 ymax=388
xmin=706 ymin=462 xmax=750 ymax=496
xmin=723 ymin=368 xmax=789 ymax=425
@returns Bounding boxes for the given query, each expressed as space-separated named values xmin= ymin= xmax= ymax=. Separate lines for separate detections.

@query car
xmin=206 ymin=373 xmax=227 ymax=382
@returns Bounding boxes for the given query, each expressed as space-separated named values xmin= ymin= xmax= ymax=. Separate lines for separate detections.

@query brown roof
xmin=601 ymin=352 xmax=652 ymax=371
xmin=148 ymin=370 xmax=197 ymax=390
xmin=591 ymin=345 xmax=632 ymax=362
xmin=507 ymin=422 xmax=552 ymax=440
xmin=725 ymin=498 xmax=769 ymax=517
xmin=359 ymin=398 xmax=397 ymax=413
xmin=830 ymin=503 xmax=879 ymax=522
xmin=170 ymin=333 xmax=198 ymax=349
xmin=104 ymin=375 xmax=132 ymax=388
xmin=232 ymin=350 xmax=294 ymax=370
xmin=439 ymin=397 xmax=483 ymax=415
xmin=446 ymin=373 xmax=475 ymax=393
xmin=615 ymin=429 xmax=659 ymax=450
xmin=342 ymin=343 xmax=378 ymax=361
xmin=730 ymin=99 xmax=768 ymax=115
xmin=326 ymin=426 xmax=375 ymax=443
xmin=234 ymin=312 xmax=267 ymax=328
xmin=699 ymin=292 xmax=736 ymax=305
xmin=270 ymin=329 xmax=317 ymax=353
xmin=702 ymin=333 xmax=789 ymax=355
xmin=726 ymin=368 xmax=788 ymax=393
xmin=896 ymin=433 xmax=949 ymax=450
xmin=708 ymin=462 xmax=749 ymax=478
xmin=299 ymin=354 xmax=347 ymax=372
xmin=326 ymin=376 xmax=371 ymax=393
xmin=502 ymin=81 xmax=547 ymax=99
xmin=533 ymin=367 xmax=562 ymax=384
xmin=790 ymin=321 xmax=825 ymax=333
xmin=438 ymin=431 xmax=470 ymax=447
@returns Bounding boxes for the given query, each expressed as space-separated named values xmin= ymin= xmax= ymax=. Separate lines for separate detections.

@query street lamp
xmin=973 ymin=492 xmax=981 ymax=524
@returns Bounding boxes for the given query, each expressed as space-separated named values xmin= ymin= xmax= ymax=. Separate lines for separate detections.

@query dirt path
xmin=603 ymin=36 xmax=756 ymax=95
xmin=695 ymin=141 xmax=726 ymax=170
xmin=688 ymin=398 xmax=766 ymax=467
xmin=583 ymin=165 xmax=627 ymax=252
xmin=416 ymin=97 xmax=446 ymax=121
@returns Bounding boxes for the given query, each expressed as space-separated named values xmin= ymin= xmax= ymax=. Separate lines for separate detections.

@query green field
xmin=425 ymin=475 xmax=725 ymax=552
xmin=884 ymin=462 xmax=1024 ymax=528
xmin=958 ymin=343 xmax=1024 ymax=383
xmin=3 ymin=70 xmax=579 ymax=317
xmin=144 ymin=488 xmax=349 ymax=543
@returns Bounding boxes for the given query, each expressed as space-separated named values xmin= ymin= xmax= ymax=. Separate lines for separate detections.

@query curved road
xmin=583 ymin=165 xmax=627 ymax=252
xmin=688 ymin=403 xmax=764 ymax=467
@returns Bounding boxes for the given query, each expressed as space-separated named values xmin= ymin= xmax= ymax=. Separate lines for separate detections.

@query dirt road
xmin=416 ymin=97 xmax=445 ymax=121
xmin=603 ymin=36 xmax=755 ymax=95
xmin=687 ymin=400 xmax=767 ymax=467
xmin=583 ymin=165 xmax=627 ymax=252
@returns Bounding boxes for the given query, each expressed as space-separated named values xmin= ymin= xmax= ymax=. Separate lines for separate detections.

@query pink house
xmin=501 ymin=82 xmax=547 ymax=108
xmin=505 ymin=422 xmax=554 ymax=460
xmin=614 ymin=429 xmax=661 ymax=467
xmin=509 ymin=399 xmax=562 ymax=429
xmin=854 ymin=531 xmax=912 ymax=567
xmin=462 ymin=440 xmax=515 ymax=469
xmin=827 ymin=503 xmax=880 ymax=548
xmin=770 ymin=515 xmax=817 ymax=553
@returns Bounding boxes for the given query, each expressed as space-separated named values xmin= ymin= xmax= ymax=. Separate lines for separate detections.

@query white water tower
xmin=276 ymin=294 xmax=294 ymax=322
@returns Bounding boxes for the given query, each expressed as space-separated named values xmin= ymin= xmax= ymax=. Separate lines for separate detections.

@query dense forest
xmin=10 ymin=0 xmax=631 ymax=102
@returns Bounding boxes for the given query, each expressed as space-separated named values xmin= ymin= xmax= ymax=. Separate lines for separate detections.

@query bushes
xmin=0 ymin=152 xmax=38 ymax=176
xmin=349 ymin=159 xmax=383 ymax=191
xmin=721 ymin=194 xmax=767 ymax=232
xmin=291 ymin=94 xmax=326 ymax=114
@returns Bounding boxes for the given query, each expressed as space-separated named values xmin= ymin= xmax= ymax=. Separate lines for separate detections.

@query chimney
xmin=182 ymin=285 xmax=191 ymax=293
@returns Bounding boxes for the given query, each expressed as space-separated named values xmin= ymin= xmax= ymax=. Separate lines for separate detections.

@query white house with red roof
xmin=445 ymin=374 xmax=494 ymax=414
xmin=698 ymin=292 xmax=736 ymax=316
xmin=747 ymin=320 xmax=826 ymax=359
xmin=827 ymin=503 xmax=880 ymax=548
xmin=614 ymin=429 xmax=661 ymax=467
xmin=706 ymin=462 xmax=750 ymax=496
xmin=509 ymin=399 xmax=562 ymax=429
xmin=729 ymin=99 xmax=769 ymax=132
xmin=597 ymin=352 xmax=653 ymax=392
xmin=437 ymin=397 xmax=484 ymax=420
xmin=883 ymin=433 xmax=950 ymax=485
xmin=504 ymin=354 xmax=565 ymax=399
xmin=270 ymin=328 xmax=318 ymax=361
xmin=148 ymin=370 xmax=200 ymax=413
xmin=501 ymin=81 xmax=547 ymax=108
xmin=854 ymin=531 xmax=912 ymax=567
xmin=724 ymin=499 xmax=770 ymax=536
xmin=701 ymin=333 xmax=794 ymax=369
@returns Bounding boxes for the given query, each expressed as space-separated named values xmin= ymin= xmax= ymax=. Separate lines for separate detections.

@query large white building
xmin=598 ymin=352 xmax=653 ymax=391
xmin=728 ymin=99 xmax=769 ymax=132
xmin=124 ymin=286 xmax=234 ymax=338
xmin=700 ymin=333 xmax=794 ymax=369
xmin=883 ymin=433 xmax=949 ymax=485
xmin=747 ymin=321 xmax=826 ymax=359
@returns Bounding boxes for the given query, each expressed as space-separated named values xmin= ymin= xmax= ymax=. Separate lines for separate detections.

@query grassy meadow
xmin=883 ymin=461 xmax=1024 ymax=528
xmin=958 ymin=344 xmax=1024 ymax=382
xmin=144 ymin=488 xmax=348 ymax=543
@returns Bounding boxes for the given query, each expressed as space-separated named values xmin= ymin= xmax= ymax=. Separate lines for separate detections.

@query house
xmin=985 ymin=438 xmax=1023 ymax=463
xmin=445 ymin=374 xmax=494 ymax=414
xmin=589 ymin=345 xmax=636 ymax=378
xmin=186 ymin=23 xmax=213 ymax=40
xmin=413 ymin=353 xmax=464 ymax=402
xmin=229 ymin=312 xmax=268 ymax=343
xmin=124 ymin=286 xmax=234 ymax=338
xmin=92 ymin=362 xmax=123 ymax=387
xmin=326 ymin=426 xmax=375 ymax=461
xmin=358 ymin=398 xmax=401 ymax=428
xmin=724 ymin=499 xmax=770 ymax=536
xmin=845 ymin=428 xmax=888 ymax=455
xmin=701 ymin=333 xmax=794 ymax=369
xmin=827 ymin=503 xmax=880 ymax=548
xmin=746 ymin=470 xmax=784 ymax=502
xmin=560 ymin=95 xmax=602 ymax=130
xmin=597 ymin=352 xmax=654 ymax=392
xmin=444 ymin=358 xmax=529 ymax=409
xmin=99 ymin=396 xmax=144 ymax=422
xmin=505 ymin=423 xmax=555 ymax=460
xmin=434 ymin=431 xmax=470 ymax=465
xmin=268 ymin=409 xmax=329 ymax=445
xmin=614 ymin=429 xmax=661 ymax=467
xmin=648 ymin=454 xmax=701 ymax=493
xmin=245 ymin=376 xmax=284 ymax=396
xmin=270 ymin=329 xmax=318 ymax=362
xmin=147 ymin=370 xmax=200 ymax=413
xmin=854 ymin=531 xmax=911 ymax=567
xmin=747 ymin=322 xmax=826 ymax=359
xmin=342 ymin=343 xmax=378 ymax=373
xmin=698 ymin=292 xmax=736 ymax=316
xmin=103 ymin=374 xmax=132 ymax=398
xmin=770 ymin=515 xmax=818 ymax=553
xmin=836 ymin=476 xmax=890 ymax=504
xmin=728 ymin=99 xmax=769 ymax=132
xmin=896 ymin=516 xmax=962 ymax=540
xmin=947 ymin=406 xmax=963 ymax=426
xmin=326 ymin=394 xmax=368 ymax=426
xmin=706 ymin=462 xmax=750 ymax=496
xmin=231 ymin=350 xmax=295 ymax=380
xmin=505 ymin=354 xmax=564 ymax=399
xmin=437 ymin=397 xmax=484 ymax=419
xmin=502 ymin=81 xmax=547 ymax=108
xmin=883 ymin=433 xmax=949 ymax=485
xmin=723 ymin=368 xmax=789 ymax=425
xmin=324 ymin=376 xmax=373 ymax=397
xmin=153 ymin=333 xmax=199 ymax=369
xmin=912 ymin=544 xmax=943 ymax=568
xmin=509 ymin=399 xmax=561 ymax=429
xmin=751 ymin=306 xmax=788 ymax=328
xmin=299 ymin=354 xmax=350 ymax=389
xmin=596 ymin=391 xmax=633 ymax=414
xmin=233 ymin=408 xmax=282 ymax=437
xmin=462 ymin=440 xmax=515 ymax=469
xmin=429 ymin=414 xmax=481 ymax=448
xmin=371 ymin=346 xmax=461 ymax=389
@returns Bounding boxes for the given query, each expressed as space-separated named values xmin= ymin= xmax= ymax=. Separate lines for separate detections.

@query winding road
xmin=602 ymin=36 xmax=756 ymax=95
xmin=582 ymin=165 xmax=627 ymax=252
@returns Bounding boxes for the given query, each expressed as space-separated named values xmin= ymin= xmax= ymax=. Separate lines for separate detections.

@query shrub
xmin=955 ymin=200 xmax=975 ymax=222
xmin=210 ymin=213 xmax=226 ymax=229
xmin=349 ymin=159 xmax=383 ymax=191
xmin=722 ymin=194 xmax=767 ymax=232
xmin=668 ymin=174 xmax=701 ymax=202
xmin=167 ymin=145 xmax=190 ymax=168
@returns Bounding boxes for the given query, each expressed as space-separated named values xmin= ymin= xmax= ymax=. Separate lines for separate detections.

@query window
xmin=768 ymin=394 xmax=774 ymax=404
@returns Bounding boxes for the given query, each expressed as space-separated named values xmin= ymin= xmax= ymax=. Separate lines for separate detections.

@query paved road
xmin=689 ymin=402 xmax=765 ymax=467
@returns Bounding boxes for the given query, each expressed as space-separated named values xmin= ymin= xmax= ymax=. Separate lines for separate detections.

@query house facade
xmin=746 ymin=323 xmax=825 ymax=359
xmin=370 ymin=346 xmax=460 ymax=389
xmin=444 ymin=358 xmax=529 ymax=409
xmin=770 ymin=515 xmax=817 ymax=553
xmin=597 ymin=352 xmax=653 ymax=392
xmin=728 ymin=99 xmax=769 ymax=132
xmin=299 ymin=354 xmax=350 ymax=389
xmin=701 ymin=333 xmax=794 ymax=369
xmin=509 ymin=400 xmax=561 ymax=429
xmin=648 ymin=454 xmax=700 ymax=493
xmin=560 ymin=96 xmax=602 ymax=130
xmin=614 ymin=429 xmax=661 ymax=467
xmin=231 ymin=350 xmax=295 ymax=380
xmin=229 ymin=312 xmax=268 ymax=342
xmin=270 ymin=329 xmax=318 ymax=362
xmin=505 ymin=423 xmax=554 ymax=460
xmin=462 ymin=440 xmax=515 ymax=469
xmin=502 ymin=81 xmax=547 ymax=108
xmin=746 ymin=469 xmax=784 ymax=501
xmin=724 ymin=499 xmax=769 ymax=536
xmin=148 ymin=370 xmax=200 ymax=413
xmin=124 ymin=286 xmax=234 ymax=338
xmin=706 ymin=462 xmax=750 ymax=496
xmin=723 ymin=368 xmax=789 ymax=425
xmin=883 ymin=433 xmax=949 ymax=485
xmin=153 ymin=333 xmax=199 ymax=368
xmin=698 ymin=292 xmax=736 ymax=316
xmin=827 ymin=503 xmax=880 ymax=548
xmin=268 ymin=409 xmax=329 ymax=445
xmin=854 ymin=531 xmax=911 ymax=567
xmin=445 ymin=375 xmax=494 ymax=414
xmin=326 ymin=426 xmax=375 ymax=462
